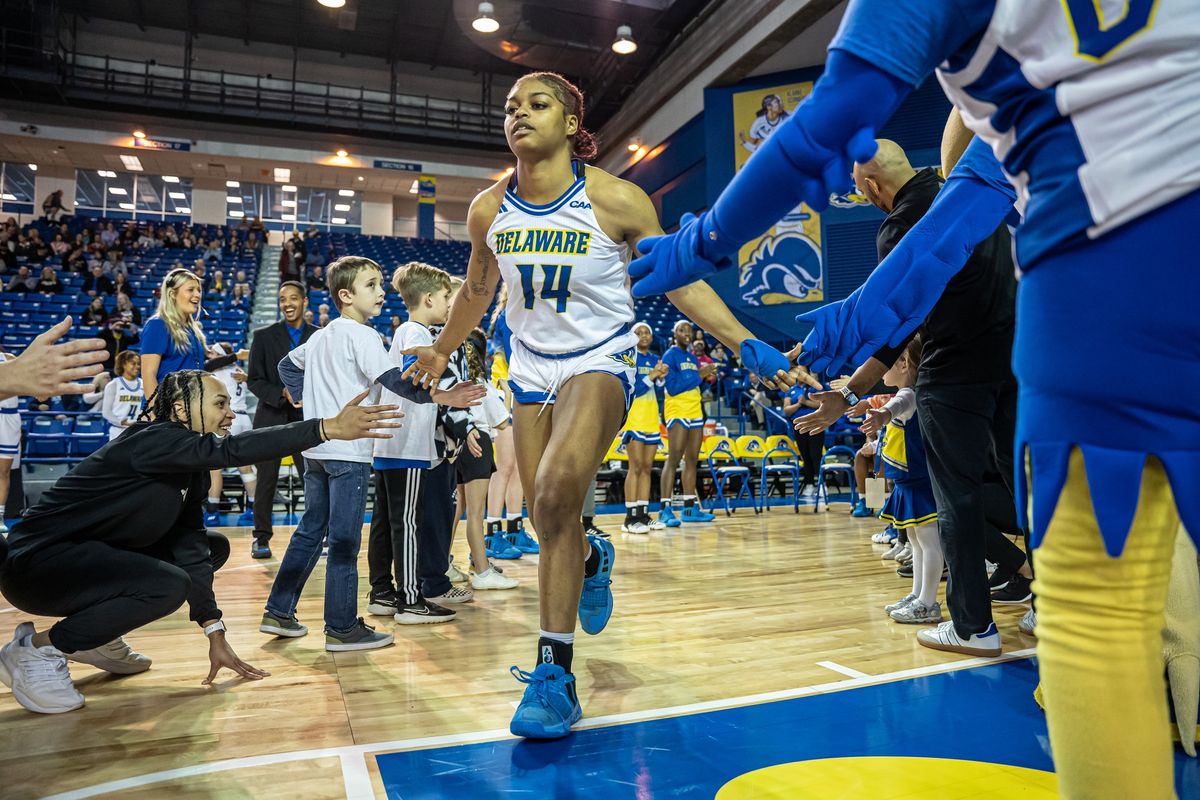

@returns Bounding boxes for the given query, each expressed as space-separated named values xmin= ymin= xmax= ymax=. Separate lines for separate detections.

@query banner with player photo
xmin=729 ymin=80 xmax=824 ymax=307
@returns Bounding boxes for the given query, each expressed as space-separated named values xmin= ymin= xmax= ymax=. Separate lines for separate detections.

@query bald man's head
xmin=852 ymin=139 xmax=917 ymax=213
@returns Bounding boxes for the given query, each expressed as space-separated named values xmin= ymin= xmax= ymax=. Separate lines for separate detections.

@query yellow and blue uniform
xmin=622 ymin=351 xmax=662 ymax=444
xmin=661 ymin=344 xmax=703 ymax=430
xmin=490 ymin=311 xmax=512 ymax=389
xmin=877 ymin=396 xmax=937 ymax=529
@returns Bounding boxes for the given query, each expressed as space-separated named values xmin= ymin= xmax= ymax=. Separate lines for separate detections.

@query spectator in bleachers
xmin=100 ymin=313 xmax=140 ymax=372
xmin=99 ymin=222 xmax=118 ymax=249
xmin=228 ymin=284 xmax=248 ymax=309
xmin=114 ymin=292 xmax=142 ymax=328
xmin=41 ymin=189 xmax=65 ymax=222
xmin=303 ymin=309 xmax=314 ymax=325
xmin=84 ymin=265 xmax=114 ymax=296
xmin=692 ymin=340 xmax=717 ymax=397
xmin=306 ymin=265 xmax=326 ymax=292
xmin=234 ymin=269 xmax=250 ymax=291
xmin=161 ymin=226 xmax=180 ymax=249
xmin=120 ymin=224 xmax=137 ymax=248
xmin=26 ymin=230 xmax=49 ymax=261
xmin=14 ymin=234 xmax=34 ymax=262
xmin=0 ymin=232 xmax=17 ymax=273
xmin=50 ymin=233 xmax=70 ymax=257
xmin=248 ymin=216 xmax=265 ymax=237
xmin=139 ymin=268 xmax=208 ymax=403
xmin=389 ymin=315 xmax=401 ymax=337
xmin=82 ymin=296 xmax=109 ymax=327
xmin=205 ymin=240 xmax=222 ymax=263
xmin=181 ymin=228 xmax=196 ymax=249
xmin=105 ymin=250 xmax=128 ymax=278
xmin=137 ymin=228 xmax=158 ymax=250
xmin=101 ymin=351 xmax=143 ymax=440
xmin=112 ymin=272 xmax=133 ymax=298
xmin=206 ymin=270 xmax=226 ymax=301
xmin=279 ymin=241 xmax=298 ymax=282
xmin=35 ymin=266 xmax=63 ymax=295
xmin=710 ymin=342 xmax=730 ymax=368
xmin=243 ymin=232 xmax=262 ymax=256
xmin=192 ymin=260 xmax=209 ymax=292
xmin=6 ymin=266 xmax=36 ymax=293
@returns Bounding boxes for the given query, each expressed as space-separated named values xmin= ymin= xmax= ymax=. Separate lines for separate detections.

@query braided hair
xmin=515 ymin=72 xmax=598 ymax=160
xmin=138 ymin=369 xmax=209 ymax=433
xmin=464 ymin=330 xmax=488 ymax=383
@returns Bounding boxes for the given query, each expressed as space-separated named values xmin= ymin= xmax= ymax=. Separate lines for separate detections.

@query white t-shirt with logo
xmin=286 ymin=316 xmax=395 ymax=463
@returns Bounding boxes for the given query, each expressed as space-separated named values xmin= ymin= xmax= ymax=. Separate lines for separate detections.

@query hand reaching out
xmin=794 ymin=390 xmax=850 ymax=436
xmin=400 ymin=345 xmax=450 ymax=389
xmin=859 ymin=407 xmax=893 ymax=438
xmin=431 ymin=381 xmax=486 ymax=408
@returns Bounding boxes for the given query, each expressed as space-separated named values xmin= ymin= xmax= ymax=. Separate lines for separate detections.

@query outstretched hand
xmin=432 ymin=381 xmax=486 ymax=408
xmin=203 ymin=635 xmax=270 ymax=686
xmin=793 ymin=390 xmax=850 ymax=436
xmin=629 ymin=212 xmax=730 ymax=297
xmin=859 ymin=407 xmax=892 ymax=438
xmin=0 ymin=317 xmax=106 ymax=399
xmin=400 ymin=345 xmax=450 ymax=389
xmin=322 ymin=389 xmax=404 ymax=441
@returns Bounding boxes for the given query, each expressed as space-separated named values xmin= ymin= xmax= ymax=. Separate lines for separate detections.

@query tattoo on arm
xmin=469 ymin=248 xmax=496 ymax=299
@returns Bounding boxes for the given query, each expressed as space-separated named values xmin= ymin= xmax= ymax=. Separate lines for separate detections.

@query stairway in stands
xmin=244 ymin=244 xmax=281 ymax=418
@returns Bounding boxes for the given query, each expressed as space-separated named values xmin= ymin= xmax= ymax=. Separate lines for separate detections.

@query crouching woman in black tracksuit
xmin=0 ymin=369 xmax=399 ymax=714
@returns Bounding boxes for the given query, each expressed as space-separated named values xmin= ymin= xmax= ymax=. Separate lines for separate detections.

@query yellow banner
xmin=731 ymin=81 xmax=823 ymax=305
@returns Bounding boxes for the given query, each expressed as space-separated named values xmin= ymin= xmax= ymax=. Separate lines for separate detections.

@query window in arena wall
xmin=228 ymin=181 xmax=361 ymax=230
xmin=75 ymin=170 xmax=192 ymax=222
xmin=1 ymin=163 xmax=36 ymax=213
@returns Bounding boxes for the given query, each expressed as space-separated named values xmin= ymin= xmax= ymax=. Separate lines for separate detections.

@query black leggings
xmin=0 ymin=533 xmax=229 ymax=654
xmin=792 ymin=428 xmax=824 ymax=486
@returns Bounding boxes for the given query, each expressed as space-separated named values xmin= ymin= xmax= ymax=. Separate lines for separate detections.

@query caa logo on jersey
xmin=569 ymin=200 xmax=592 ymax=210
xmin=739 ymin=231 xmax=822 ymax=306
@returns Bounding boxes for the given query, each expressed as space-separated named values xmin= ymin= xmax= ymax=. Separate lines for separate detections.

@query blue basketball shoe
xmin=486 ymin=533 xmax=523 ymax=560
xmin=505 ymin=526 xmax=540 ymax=554
xmin=509 ymin=663 xmax=582 ymax=739
xmin=658 ymin=505 xmax=682 ymax=528
xmin=578 ymin=535 xmax=615 ymax=635
xmin=680 ymin=504 xmax=715 ymax=523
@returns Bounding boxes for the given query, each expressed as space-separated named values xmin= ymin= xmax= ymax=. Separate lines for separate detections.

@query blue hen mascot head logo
xmin=739 ymin=231 xmax=822 ymax=306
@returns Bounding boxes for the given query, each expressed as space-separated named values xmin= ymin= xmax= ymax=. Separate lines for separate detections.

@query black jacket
xmin=248 ymin=320 xmax=318 ymax=425
xmin=7 ymin=419 xmax=323 ymax=624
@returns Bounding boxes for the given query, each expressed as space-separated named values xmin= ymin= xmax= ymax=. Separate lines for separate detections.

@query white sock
xmin=0 ymin=504 xmax=6 ymax=519
xmin=538 ymin=629 xmax=574 ymax=645
xmin=913 ymin=522 xmax=943 ymax=606
xmin=908 ymin=530 xmax=924 ymax=600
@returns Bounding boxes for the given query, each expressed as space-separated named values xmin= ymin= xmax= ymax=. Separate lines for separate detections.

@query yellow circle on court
xmin=716 ymin=757 xmax=1059 ymax=799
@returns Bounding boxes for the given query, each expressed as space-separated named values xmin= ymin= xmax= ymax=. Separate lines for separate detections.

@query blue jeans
xmin=265 ymin=458 xmax=369 ymax=634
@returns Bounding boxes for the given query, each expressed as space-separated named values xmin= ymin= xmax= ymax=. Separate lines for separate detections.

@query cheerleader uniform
xmin=661 ymin=345 xmax=703 ymax=430
xmin=622 ymin=351 xmax=662 ymax=445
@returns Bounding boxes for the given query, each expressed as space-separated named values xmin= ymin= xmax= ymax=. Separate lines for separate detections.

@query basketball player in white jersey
xmin=403 ymin=71 xmax=810 ymax=739
xmin=100 ymin=351 xmax=145 ymax=440
xmin=208 ymin=344 xmax=257 ymax=525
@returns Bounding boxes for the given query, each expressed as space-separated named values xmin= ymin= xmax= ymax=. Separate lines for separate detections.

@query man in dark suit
xmin=247 ymin=281 xmax=317 ymax=558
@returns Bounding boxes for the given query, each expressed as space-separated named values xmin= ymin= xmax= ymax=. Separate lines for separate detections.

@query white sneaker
xmin=647 ymin=516 xmax=666 ymax=530
xmin=446 ymin=560 xmax=468 ymax=584
xmin=895 ymin=543 xmax=913 ymax=564
xmin=917 ymin=620 xmax=1001 ymax=657
xmin=1018 ymin=608 xmax=1038 ymax=636
xmin=67 ymin=637 xmax=152 ymax=674
xmin=881 ymin=541 xmax=905 ymax=560
xmin=622 ymin=517 xmax=650 ymax=535
xmin=802 ymin=485 xmax=816 ymax=498
xmin=884 ymin=593 xmax=916 ymax=614
xmin=470 ymin=567 xmax=519 ymax=590
xmin=890 ymin=600 xmax=944 ymax=624
xmin=426 ymin=586 xmax=474 ymax=604
xmin=0 ymin=622 xmax=85 ymax=714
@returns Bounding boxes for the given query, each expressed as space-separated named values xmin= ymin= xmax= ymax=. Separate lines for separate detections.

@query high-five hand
xmin=400 ymin=345 xmax=450 ymax=389
xmin=431 ymin=381 xmax=487 ymax=408
xmin=322 ymin=389 xmax=404 ymax=440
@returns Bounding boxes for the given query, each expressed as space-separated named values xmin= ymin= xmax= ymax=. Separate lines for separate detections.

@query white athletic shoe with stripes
xmin=0 ymin=622 xmax=85 ymax=714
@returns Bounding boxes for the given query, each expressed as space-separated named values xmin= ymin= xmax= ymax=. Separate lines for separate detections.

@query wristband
xmin=203 ymin=620 xmax=226 ymax=637
xmin=319 ymin=419 xmax=328 ymax=441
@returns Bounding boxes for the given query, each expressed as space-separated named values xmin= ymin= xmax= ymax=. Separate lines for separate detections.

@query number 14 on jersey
xmin=516 ymin=263 xmax=573 ymax=313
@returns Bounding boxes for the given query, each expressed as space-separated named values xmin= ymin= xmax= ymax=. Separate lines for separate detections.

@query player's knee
xmin=157 ymin=567 xmax=191 ymax=612
xmin=207 ymin=532 xmax=231 ymax=571
xmin=531 ymin=478 xmax=582 ymax=538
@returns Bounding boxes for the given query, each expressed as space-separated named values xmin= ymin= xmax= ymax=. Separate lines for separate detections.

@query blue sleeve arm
xmin=277 ymin=354 xmax=304 ymax=403
xmin=796 ymin=139 xmax=1018 ymax=377
xmin=662 ymin=351 xmax=691 ymax=396
xmin=376 ymin=367 xmax=434 ymax=405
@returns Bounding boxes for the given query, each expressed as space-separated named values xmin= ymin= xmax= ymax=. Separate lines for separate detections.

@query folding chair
xmin=706 ymin=436 xmax=755 ymax=515
xmin=751 ymin=435 xmax=802 ymax=513
xmin=814 ymin=445 xmax=859 ymax=513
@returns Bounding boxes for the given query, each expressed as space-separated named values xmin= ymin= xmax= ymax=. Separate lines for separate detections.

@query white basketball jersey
xmin=211 ymin=345 xmax=248 ymax=413
xmin=108 ymin=377 xmax=144 ymax=424
xmin=487 ymin=163 xmax=635 ymax=355
xmin=935 ymin=0 xmax=1200 ymax=265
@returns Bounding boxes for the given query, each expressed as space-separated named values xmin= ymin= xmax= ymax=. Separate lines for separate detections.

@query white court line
xmin=43 ymin=648 xmax=1036 ymax=800
xmin=340 ymin=753 xmax=374 ymax=800
xmin=0 ymin=607 xmax=16 ymax=614
xmin=815 ymin=661 xmax=871 ymax=680
xmin=222 ymin=561 xmax=279 ymax=573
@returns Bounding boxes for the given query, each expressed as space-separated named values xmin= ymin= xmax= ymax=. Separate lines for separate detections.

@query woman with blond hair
xmin=139 ymin=268 xmax=209 ymax=404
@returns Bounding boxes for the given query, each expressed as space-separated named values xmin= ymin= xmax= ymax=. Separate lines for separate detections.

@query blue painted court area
xmin=376 ymin=659 xmax=1200 ymax=799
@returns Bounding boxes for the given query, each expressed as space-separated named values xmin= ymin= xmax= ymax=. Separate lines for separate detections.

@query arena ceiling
xmin=58 ymin=0 xmax=718 ymax=132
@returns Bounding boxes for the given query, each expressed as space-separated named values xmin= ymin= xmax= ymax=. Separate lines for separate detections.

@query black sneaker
xmin=988 ymin=568 xmax=1014 ymax=591
xmin=325 ymin=618 xmax=393 ymax=652
xmin=585 ymin=522 xmax=610 ymax=540
xmin=394 ymin=599 xmax=456 ymax=625
xmin=366 ymin=590 xmax=399 ymax=616
xmin=896 ymin=563 xmax=913 ymax=578
xmin=251 ymin=538 xmax=272 ymax=559
xmin=991 ymin=573 xmax=1033 ymax=604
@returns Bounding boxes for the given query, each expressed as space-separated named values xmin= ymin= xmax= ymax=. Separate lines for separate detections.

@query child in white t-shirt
xmin=261 ymin=257 xmax=482 ymax=652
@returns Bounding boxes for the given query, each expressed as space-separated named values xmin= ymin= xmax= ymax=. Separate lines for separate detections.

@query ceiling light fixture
xmin=356 ymin=175 xmax=365 ymax=182
xmin=331 ymin=217 xmax=347 ymax=224
xmin=282 ymin=184 xmax=297 ymax=192
xmin=504 ymin=166 xmax=514 ymax=175
xmin=168 ymin=192 xmax=186 ymax=200
xmin=334 ymin=203 xmax=351 ymax=211
xmin=132 ymin=129 xmax=146 ymax=139
xmin=281 ymin=214 xmax=296 ymax=221
xmin=98 ymin=170 xmax=117 ymax=178
xmin=226 ymin=196 xmax=243 ymax=203
xmin=229 ymin=210 xmax=245 ymax=218
xmin=317 ymin=0 xmax=346 ymax=7
xmin=627 ymin=138 xmax=640 ymax=152
xmin=281 ymin=199 xmax=297 ymax=208
xmin=225 ymin=180 xmax=240 ymax=188
xmin=27 ymin=164 xmax=36 ymax=171
xmin=118 ymin=203 xmax=135 ymax=210
xmin=612 ymin=25 xmax=637 ymax=55
xmin=335 ymin=149 xmax=349 ymax=158
xmin=274 ymin=168 xmax=291 ymax=182
xmin=162 ymin=175 xmax=179 ymax=183
xmin=108 ymin=187 xmax=128 ymax=195
xmin=176 ymin=207 xmax=191 ymax=214
xmin=1 ymin=193 xmax=16 ymax=201
xmin=472 ymin=2 xmax=500 ymax=33
xmin=338 ymin=189 xmax=355 ymax=197
xmin=409 ymin=179 xmax=418 ymax=194
xmin=119 ymin=155 xmax=143 ymax=171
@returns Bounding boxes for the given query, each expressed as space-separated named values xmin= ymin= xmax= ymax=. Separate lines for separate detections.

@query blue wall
xmin=623 ymin=63 xmax=952 ymax=347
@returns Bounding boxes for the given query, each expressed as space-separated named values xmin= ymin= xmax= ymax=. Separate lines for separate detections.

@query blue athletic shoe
xmin=486 ymin=533 xmax=523 ymax=560
xmin=509 ymin=663 xmax=582 ymax=739
xmin=680 ymin=505 xmax=715 ymax=523
xmin=251 ymin=538 xmax=272 ymax=559
xmin=578 ymin=535 xmax=615 ymax=635
xmin=851 ymin=498 xmax=872 ymax=518
xmin=505 ymin=528 xmax=540 ymax=554
xmin=204 ymin=510 xmax=220 ymax=528
xmin=237 ymin=507 xmax=255 ymax=526
xmin=658 ymin=506 xmax=682 ymax=528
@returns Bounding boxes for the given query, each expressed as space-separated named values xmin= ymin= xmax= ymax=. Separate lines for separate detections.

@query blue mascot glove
xmin=631 ymin=212 xmax=730 ymax=297
xmin=739 ymin=338 xmax=792 ymax=384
